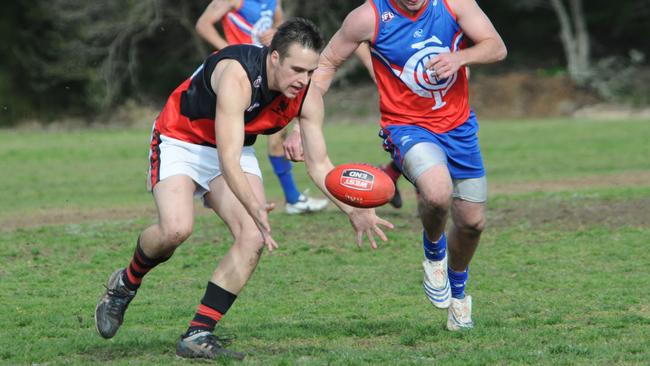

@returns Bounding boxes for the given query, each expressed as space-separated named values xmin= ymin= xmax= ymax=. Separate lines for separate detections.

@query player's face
xmin=395 ymin=0 xmax=427 ymax=13
xmin=271 ymin=44 xmax=319 ymax=98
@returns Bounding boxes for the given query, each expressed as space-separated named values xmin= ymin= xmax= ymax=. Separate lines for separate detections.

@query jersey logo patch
xmin=246 ymin=102 xmax=260 ymax=112
xmin=253 ymin=76 xmax=262 ymax=88
xmin=397 ymin=35 xmax=458 ymax=110
xmin=381 ymin=11 xmax=395 ymax=22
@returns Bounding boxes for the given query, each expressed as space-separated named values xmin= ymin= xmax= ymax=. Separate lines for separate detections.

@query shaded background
xmin=1 ymin=0 xmax=649 ymax=125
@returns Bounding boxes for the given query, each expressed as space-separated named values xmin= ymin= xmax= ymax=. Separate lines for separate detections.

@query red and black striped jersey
xmin=155 ymin=44 xmax=308 ymax=147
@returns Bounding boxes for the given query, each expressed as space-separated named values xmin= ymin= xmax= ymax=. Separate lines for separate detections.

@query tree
xmin=517 ymin=0 xmax=591 ymax=85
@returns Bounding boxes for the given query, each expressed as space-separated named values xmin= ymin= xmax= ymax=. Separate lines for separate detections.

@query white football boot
xmin=422 ymin=254 xmax=451 ymax=309
xmin=285 ymin=190 xmax=328 ymax=214
xmin=447 ymin=295 xmax=474 ymax=331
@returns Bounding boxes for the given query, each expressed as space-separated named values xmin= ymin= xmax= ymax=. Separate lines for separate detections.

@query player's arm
xmin=312 ymin=2 xmax=376 ymax=94
xmin=354 ymin=42 xmax=376 ymax=83
xmin=298 ymin=87 xmax=393 ymax=248
xmin=272 ymin=0 xmax=284 ymax=27
xmin=284 ymin=10 xmax=375 ymax=162
xmin=212 ymin=61 xmax=277 ymax=251
xmin=195 ymin=0 xmax=237 ymax=50
xmin=426 ymin=0 xmax=507 ymax=79
xmin=296 ymin=88 xmax=338 ymax=208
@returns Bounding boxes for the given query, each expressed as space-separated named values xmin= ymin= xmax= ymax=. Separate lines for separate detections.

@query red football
xmin=325 ymin=163 xmax=395 ymax=208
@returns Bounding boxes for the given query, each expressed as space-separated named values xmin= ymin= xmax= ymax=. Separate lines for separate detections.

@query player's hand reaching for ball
xmin=348 ymin=208 xmax=394 ymax=249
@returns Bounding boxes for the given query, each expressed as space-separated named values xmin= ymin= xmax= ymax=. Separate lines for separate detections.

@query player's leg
xmin=448 ymin=191 xmax=486 ymax=274
xmin=139 ymin=176 xmax=197 ymax=255
xmin=379 ymin=126 xmax=453 ymax=308
xmin=176 ymin=173 xmax=264 ymax=360
xmin=378 ymin=126 xmax=403 ymax=208
xmin=446 ymin=180 xmax=487 ymax=331
xmin=268 ymin=129 xmax=327 ymax=214
xmin=95 ymin=175 xmax=196 ymax=339
xmin=178 ymin=146 xmax=265 ymax=359
xmin=414 ymin=165 xmax=453 ymax=242
xmin=207 ymin=173 xmax=267 ymax=292
xmin=442 ymin=112 xmax=487 ymax=330
xmin=413 ymin=162 xmax=453 ymax=309
xmin=268 ymin=129 xmax=300 ymax=204
xmin=380 ymin=160 xmax=403 ymax=208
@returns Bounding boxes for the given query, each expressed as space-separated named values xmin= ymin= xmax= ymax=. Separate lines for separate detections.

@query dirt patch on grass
xmin=1 ymin=172 xmax=648 ymax=232
xmin=488 ymin=171 xmax=650 ymax=230
xmin=396 ymin=171 xmax=650 ymax=231
xmin=490 ymin=171 xmax=650 ymax=195
xmin=488 ymin=172 xmax=650 ymax=230
xmin=0 ymin=206 xmax=158 ymax=232
xmin=488 ymin=197 xmax=650 ymax=230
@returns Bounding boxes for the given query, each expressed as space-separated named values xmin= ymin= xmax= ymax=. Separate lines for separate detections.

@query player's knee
xmin=160 ymin=222 xmax=193 ymax=248
xmin=418 ymin=177 xmax=452 ymax=206
xmin=235 ymin=229 xmax=264 ymax=249
xmin=457 ymin=215 xmax=486 ymax=237
xmin=418 ymin=190 xmax=452 ymax=212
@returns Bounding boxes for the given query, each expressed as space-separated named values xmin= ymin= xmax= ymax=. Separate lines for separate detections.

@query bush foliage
xmin=1 ymin=0 xmax=648 ymax=125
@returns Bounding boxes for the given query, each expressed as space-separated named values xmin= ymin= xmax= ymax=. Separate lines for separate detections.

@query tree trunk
xmin=549 ymin=0 xmax=591 ymax=85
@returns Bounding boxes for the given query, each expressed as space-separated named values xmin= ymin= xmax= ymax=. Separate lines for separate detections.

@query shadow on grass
xmin=78 ymin=336 xmax=176 ymax=362
xmin=239 ymin=317 xmax=446 ymax=344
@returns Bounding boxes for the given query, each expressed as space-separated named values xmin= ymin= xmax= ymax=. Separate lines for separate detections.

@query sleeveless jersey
xmin=155 ymin=44 xmax=308 ymax=147
xmin=222 ymin=0 xmax=277 ymax=45
xmin=369 ymin=0 xmax=470 ymax=133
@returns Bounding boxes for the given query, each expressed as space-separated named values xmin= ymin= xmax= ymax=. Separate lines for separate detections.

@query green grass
xmin=1 ymin=209 xmax=648 ymax=365
xmin=480 ymin=118 xmax=650 ymax=182
xmin=1 ymin=118 xmax=649 ymax=365
xmin=0 ymin=128 xmax=151 ymax=218
xmin=1 ymin=119 xmax=648 ymax=220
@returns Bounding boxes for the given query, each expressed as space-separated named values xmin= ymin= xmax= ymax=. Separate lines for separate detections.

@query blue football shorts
xmin=379 ymin=111 xmax=487 ymax=202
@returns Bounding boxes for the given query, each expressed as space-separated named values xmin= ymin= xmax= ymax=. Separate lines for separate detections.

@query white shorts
xmin=148 ymin=133 xmax=262 ymax=198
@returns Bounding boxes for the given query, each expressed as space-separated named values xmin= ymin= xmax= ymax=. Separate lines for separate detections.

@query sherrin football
xmin=325 ymin=163 xmax=395 ymax=208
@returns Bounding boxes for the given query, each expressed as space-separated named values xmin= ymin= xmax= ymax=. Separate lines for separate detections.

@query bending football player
xmin=94 ymin=18 xmax=392 ymax=361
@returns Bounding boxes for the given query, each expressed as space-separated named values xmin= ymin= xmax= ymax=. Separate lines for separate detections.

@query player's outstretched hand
xmin=347 ymin=208 xmax=394 ymax=249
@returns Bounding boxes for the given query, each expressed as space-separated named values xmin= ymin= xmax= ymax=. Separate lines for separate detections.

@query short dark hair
xmin=270 ymin=18 xmax=324 ymax=60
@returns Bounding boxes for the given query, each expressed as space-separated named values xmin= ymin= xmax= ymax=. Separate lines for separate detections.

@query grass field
xmin=1 ymin=118 xmax=649 ymax=365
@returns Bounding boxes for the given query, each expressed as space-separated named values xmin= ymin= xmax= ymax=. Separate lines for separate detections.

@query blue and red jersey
xmin=369 ymin=0 xmax=470 ymax=133
xmin=222 ymin=0 xmax=277 ymax=45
